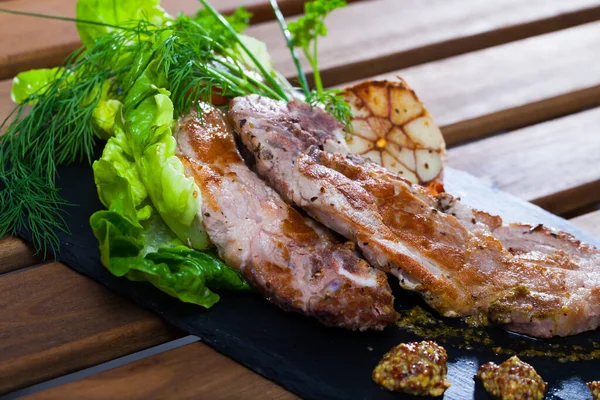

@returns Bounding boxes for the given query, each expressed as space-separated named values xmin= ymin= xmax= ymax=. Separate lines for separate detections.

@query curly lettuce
xmin=76 ymin=0 xmax=171 ymax=47
xmin=91 ymin=159 xmax=249 ymax=307
xmin=90 ymin=30 xmax=250 ymax=307
xmin=10 ymin=67 xmax=62 ymax=104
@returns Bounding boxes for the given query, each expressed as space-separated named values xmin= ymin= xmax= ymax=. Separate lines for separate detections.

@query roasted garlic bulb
xmin=343 ymin=79 xmax=445 ymax=194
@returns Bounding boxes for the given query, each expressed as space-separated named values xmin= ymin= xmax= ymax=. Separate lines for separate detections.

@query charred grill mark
xmin=529 ymin=224 xmax=544 ymax=233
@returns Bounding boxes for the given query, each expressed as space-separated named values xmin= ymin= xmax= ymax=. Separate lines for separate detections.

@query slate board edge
xmin=15 ymin=162 xmax=600 ymax=400
xmin=47 ymin=240 xmax=348 ymax=400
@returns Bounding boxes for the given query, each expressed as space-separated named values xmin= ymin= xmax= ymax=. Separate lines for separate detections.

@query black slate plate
xmin=20 ymin=153 xmax=600 ymax=400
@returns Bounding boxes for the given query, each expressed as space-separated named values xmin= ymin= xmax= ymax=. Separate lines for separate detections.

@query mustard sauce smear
xmin=396 ymin=306 xmax=600 ymax=362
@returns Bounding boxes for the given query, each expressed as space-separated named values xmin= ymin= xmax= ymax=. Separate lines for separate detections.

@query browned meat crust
xmin=230 ymin=95 xmax=600 ymax=338
xmin=174 ymin=103 xmax=398 ymax=330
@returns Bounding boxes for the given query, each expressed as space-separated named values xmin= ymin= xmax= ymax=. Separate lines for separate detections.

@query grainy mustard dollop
xmin=477 ymin=356 xmax=546 ymax=400
xmin=588 ymin=381 xmax=600 ymax=400
xmin=372 ymin=340 xmax=450 ymax=396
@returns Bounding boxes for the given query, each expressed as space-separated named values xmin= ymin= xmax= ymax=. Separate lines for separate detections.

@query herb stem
xmin=197 ymin=0 xmax=289 ymax=101
xmin=213 ymin=58 xmax=284 ymax=100
xmin=268 ymin=0 xmax=310 ymax=97
xmin=0 ymin=8 xmax=134 ymax=31
xmin=310 ymin=41 xmax=323 ymax=94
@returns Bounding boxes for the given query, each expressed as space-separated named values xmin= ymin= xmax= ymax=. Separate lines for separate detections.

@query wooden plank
xmin=447 ymin=107 xmax=600 ymax=216
xmin=247 ymin=0 xmax=600 ymax=88
xmin=0 ymin=235 xmax=39 ymax=274
xmin=570 ymin=210 xmax=600 ymax=237
xmin=363 ymin=21 xmax=600 ymax=146
xmin=0 ymin=262 xmax=182 ymax=394
xmin=26 ymin=342 xmax=296 ymax=400
xmin=2 ymin=2 xmax=600 ymax=119
xmin=1 ymin=78 xmax=16 ymax=128
xmin=0 ymin=0 xmax=306 ymax=80
xmin=3 ymin=1 xmax=600 ymax=84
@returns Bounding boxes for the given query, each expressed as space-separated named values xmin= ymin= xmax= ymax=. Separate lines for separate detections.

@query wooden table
xmin=2 ymin=0 xmax=600 ymax=398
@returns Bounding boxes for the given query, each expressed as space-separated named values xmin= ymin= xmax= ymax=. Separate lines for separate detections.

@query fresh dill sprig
xmin=0 ymin=29 xmax=136 ymax=256
xmin=0 ymin=9 xmax=290 ymax=256
xmin=307 ymin=88 xmax=351 ymax=131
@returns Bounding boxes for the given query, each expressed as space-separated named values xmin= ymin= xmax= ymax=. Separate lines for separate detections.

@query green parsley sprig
xmin=270 ymin=0 xmax=351 ymax=129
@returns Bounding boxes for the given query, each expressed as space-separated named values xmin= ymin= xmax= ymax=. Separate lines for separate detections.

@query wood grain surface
xmin=0 ymin=236 xmax=39 ymax=274
xmin=248 ymin=0 xmax=600 ymax=87
xmin=3 ymin=0 xmax=600 ymax=83
xmin=0 ymin=263 xmax=182 ymax=394
xmin=0 ymin=79 xmax=12 ymax=120
xmin=366 ymin=21 xmax=600 ymax=146
xmin=447 ymin=107 xmax=600 ymax=216
xmin=26 ymin=342 xmax=297 ymax=400
xmin=0 ymin=0 xmax=305 ymax=80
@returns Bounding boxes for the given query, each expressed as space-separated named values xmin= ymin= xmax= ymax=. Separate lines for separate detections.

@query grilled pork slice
xmin=229 ymin=95 xmax=600 ymax=338
xmin=174 ymin=103 xmax=398 ymax=330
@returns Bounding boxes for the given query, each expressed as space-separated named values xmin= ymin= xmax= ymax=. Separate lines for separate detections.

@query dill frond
xmin=307 ymin=89 xmax=352 ymax=133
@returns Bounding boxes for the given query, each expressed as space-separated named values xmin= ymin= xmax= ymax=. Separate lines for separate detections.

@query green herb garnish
xmin=273 ymin=0 xmax=352 ymax=129
xmin=0 ymin=4 xmax=289 ymax=256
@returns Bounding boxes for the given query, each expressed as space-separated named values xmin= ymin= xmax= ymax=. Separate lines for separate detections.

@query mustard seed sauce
xmin=588 ymin=381 xmax=600 ymax=400
xmin=372 ymin=341 xmax=450 ymax=397
xmin=477 ymin=356 xmax=546 ymax=400
xmin=396 ymin=306 xmax=600 ymax=362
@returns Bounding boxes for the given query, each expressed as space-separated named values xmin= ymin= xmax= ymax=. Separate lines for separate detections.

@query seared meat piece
xmin=174 ymin=103 xmax=398 ymax=330
xmin=230 ymin=95 xmax=600 ymax=337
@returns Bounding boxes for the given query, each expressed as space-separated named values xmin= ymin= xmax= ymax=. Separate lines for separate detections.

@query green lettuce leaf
xmin=91 ymin=83 xmax=123 ymax=140
xmin=91 ymin=136 xmax=250 ymax=308
xmin=194 ymin=6 xmax=251 ymax=39
xmin=117 ymin=39 xmax=211 ymax=249
xmin=236 ymin=35 xmax=275 ymax=76
xmin=76 ymin=0 xmax=171 ymax=47
xmin=11 ymin=67 xmax=62 ymax=104
xmin=89 ymin=30 xmax=248 ymax=307
xmin=12 ymin=67 xmax=121 ymax=141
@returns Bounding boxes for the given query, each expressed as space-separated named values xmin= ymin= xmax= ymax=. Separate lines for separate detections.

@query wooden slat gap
xmin=443 ymin=85 xmax=600 ymax=147
xmin=0 ymin=262 xmax=183 ymax=394
xmin=316 ymin=4 xmax=600 ymax=88
xmin=243 ymin=0 xmax=364 ymax=24
xmin=534 ymin=179 xmax=600 ymax=217
xmin=447 ymin=107 xmax=600 ymax=217
xmin=0 ymin=235 xmax=42 ymax=274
